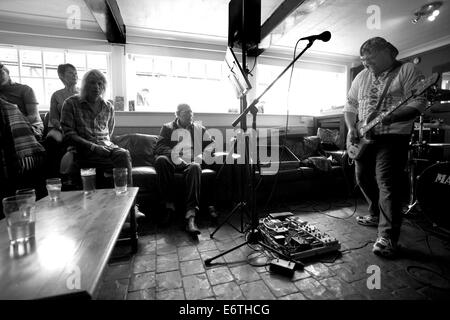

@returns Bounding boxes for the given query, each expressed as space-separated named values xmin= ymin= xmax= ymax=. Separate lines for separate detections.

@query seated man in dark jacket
xmin=155 ymin=103 xmax=216 ymax=235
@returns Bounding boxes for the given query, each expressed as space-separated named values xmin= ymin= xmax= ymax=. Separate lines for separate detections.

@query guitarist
xmin=343 ymin=37 xmax=427 ymax=258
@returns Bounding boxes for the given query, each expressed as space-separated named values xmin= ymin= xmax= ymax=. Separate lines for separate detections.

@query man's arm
xmin=48 ymin=93 xmax=61 ymax=129
xmin=344 ymin=112 xmax=359 ymax=144
xmin=108 ymin=103 xmax=115 ymax=137
xmin=382 ymin=63 xmax=425 ymax=125
xmin=155 ymin=124 xmax=174 ymax=158
xmin=22 ymin=86 xmax=43 ymax=139
xmin=343 ymin=73 xmax=362 ymax=143
xmin=381 ymin=106 xmax=420 ymax=125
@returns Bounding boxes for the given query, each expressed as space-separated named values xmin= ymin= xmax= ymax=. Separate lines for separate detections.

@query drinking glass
xmin=2 ymin=195 xmax=36 ymax=245
xmin=113 ymin=168 xmax=128 ymax=195
xmin=46 ymin=178 xmax=62 ymax=201
xmin=80 ymin=168 xmax=96 ymax=195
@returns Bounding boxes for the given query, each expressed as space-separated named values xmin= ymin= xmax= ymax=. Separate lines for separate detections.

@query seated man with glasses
xmin=344 ymin=37 xmax=426 ymax=258
xmin=155 ymin=103 xmax=217 ymax=235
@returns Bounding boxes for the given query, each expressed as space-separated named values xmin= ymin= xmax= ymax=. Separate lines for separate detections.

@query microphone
xmin=299 ymin=31 xmax=331 ymax=42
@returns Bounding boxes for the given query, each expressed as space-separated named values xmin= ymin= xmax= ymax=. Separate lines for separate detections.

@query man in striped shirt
xmin=344 ymin=37 xmax=426 ymax=258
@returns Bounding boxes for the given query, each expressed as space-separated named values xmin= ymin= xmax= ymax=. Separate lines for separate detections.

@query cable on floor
xmin=402 ymin=216 xmax=450 ymax=286
xmin=246 ymin=250 xmax=272 ymax=268
xmin=405 ymin=265 xmax=450 ymax=291
xmin=340 ymin=240 xmax=374 ymax=254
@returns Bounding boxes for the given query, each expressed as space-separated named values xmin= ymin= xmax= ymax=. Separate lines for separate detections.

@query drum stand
xmin=404 ymin=114 xmax=427 ymax=215
xmin=404 ymin=93 xmax=437 ymax=215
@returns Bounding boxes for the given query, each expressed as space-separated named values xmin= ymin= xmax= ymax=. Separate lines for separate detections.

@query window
xmin=256 ymin=63 xmax=347 ymax=116
xmin=127 ymin=54 xmax=239 ymax=113
xmin=0 ymin=46 xmax=110 ymax=110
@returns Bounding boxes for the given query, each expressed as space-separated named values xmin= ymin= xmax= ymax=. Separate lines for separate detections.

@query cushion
xmin=317 ymin=127 xmax=341 ymax=150
xmin=131 ymin=166 xmax=157 ymax=192
xmin=304 ymin=156 xmax=333 ymax=172
xmin=112 ymin=133 xmax=158 ymax=167
xmin=285 ymin=136 xmax=324 ymax=160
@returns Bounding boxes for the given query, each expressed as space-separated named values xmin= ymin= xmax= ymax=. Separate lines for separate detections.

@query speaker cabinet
xmin=228 ymin=0 xmax=261 ymax=50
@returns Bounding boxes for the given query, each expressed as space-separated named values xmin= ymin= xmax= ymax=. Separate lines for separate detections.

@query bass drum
xmin=416 ymin=162 xmax=450 ymax=230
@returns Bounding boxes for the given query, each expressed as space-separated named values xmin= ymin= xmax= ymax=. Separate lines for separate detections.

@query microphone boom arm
xmin=232 ymin=41 xmax=314 ymax=127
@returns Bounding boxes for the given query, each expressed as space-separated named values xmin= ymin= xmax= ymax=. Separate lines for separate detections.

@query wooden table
xmin=0 ymin=187 xmax=138 ymax=299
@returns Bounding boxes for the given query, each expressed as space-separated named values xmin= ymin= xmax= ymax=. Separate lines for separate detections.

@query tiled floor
xmin=96 ymin=198 xmax=450 ymax=300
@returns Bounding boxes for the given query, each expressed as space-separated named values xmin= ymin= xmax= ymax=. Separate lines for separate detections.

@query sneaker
xmin=372 ymin=236 xmax=397 ymax=258
xmin=356 ymin=214 xmax=379 ymax=227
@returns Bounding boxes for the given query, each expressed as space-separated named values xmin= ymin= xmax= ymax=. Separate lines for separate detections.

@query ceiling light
xmin=411 ymin=1 xmax=443 ymax=23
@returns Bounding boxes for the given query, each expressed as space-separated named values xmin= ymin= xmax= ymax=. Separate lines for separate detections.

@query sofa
xmin=65 ymin=132 xmax=354 ymax=214
xmin=1 ymin=116 xmax=354 ymax=220
xmin=254 ymin=132 xmax=355 ymax=204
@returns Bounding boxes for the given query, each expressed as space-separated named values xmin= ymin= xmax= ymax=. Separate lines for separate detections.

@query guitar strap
xmin=374 ymin=61 xmax=403 ymax=111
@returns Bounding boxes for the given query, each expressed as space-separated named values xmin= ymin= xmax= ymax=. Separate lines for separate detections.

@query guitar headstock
xmin=410 ymin=73 xmax=440 ymax=97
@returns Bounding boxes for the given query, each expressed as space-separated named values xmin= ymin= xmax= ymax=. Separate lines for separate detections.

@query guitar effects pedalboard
xmin=259 ymin=213 xmax=341 ymax=260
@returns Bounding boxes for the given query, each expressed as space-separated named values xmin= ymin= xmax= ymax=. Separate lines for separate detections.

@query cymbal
xmin=427 ymin=102 xmax=450 ymax=114
xmin=428 ymin=143 xmax=450 ymax=148
xmin=420 ymin=122 xmax=450 ymax=130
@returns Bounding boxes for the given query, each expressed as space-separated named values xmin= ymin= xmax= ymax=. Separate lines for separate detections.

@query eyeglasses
xmin=360 ymin=52 xmax=380 ymax=63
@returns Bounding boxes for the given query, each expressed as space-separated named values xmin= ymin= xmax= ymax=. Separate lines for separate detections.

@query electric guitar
xmin=347 ymin=73 xmax=440 ymax=160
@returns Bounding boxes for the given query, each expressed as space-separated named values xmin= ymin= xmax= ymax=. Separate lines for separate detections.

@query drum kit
xmin=404 ymin=86 xmax=450 ymax=233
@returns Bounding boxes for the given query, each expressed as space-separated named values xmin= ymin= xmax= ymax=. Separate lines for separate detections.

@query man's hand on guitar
xmin=348 ymin=128 xmax=359 ymax=144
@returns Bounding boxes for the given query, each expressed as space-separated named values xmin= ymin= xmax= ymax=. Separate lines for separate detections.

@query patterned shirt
xmin=61 ymin=95 xmax=115 ymax=148
xmin=344 ymin=62 xmax=426 ymax=135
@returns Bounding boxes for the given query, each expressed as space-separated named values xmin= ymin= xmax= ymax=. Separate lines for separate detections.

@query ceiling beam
xmin=84 ymin=0 xmax=126 ymax=44
xmin=255 ymin=0 xmax=306 ymax=55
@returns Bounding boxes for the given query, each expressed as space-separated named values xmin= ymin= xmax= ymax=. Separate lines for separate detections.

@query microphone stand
xmin=205 ymin=39 xmax=318 ymax=267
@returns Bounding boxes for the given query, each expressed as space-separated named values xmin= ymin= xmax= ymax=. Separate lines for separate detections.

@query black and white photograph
xmin=0 ymin=0 xmax=449 ymax=311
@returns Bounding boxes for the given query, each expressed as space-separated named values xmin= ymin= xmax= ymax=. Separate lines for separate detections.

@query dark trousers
xmin=155 ymin=155 xmax=201 ymax=217
xmin=355 ymin=135 xmax=409 ymax=243
xmin=79 ymin=147 xmax=133 ymax=185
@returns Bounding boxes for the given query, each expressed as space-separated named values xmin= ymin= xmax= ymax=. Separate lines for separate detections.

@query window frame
xmin=0 ymin=45 xmax=111 ymax=111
